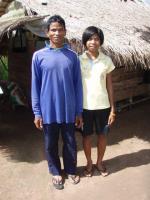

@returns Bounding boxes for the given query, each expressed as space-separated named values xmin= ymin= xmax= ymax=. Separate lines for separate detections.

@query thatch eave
xmin=0 ymin=15 xmax=47 ymax=41
xmin=0 ymin=0 xmax=150 ymax=69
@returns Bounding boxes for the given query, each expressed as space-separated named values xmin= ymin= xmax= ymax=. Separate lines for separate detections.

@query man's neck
xmin=50 ymin=42 xmax=63 ymax=49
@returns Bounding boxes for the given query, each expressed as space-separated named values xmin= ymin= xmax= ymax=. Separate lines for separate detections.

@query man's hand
xmin=34 ymin=117 xmax=43 ymax=130
xmin=75 ymin=115 xmax=83 ymax=128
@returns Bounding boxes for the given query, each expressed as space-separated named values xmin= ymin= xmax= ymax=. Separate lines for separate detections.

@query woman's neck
xmin=86 ymin=50 xmax=99 ymax=60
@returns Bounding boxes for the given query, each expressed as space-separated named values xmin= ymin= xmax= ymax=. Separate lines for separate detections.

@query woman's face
xmin=86 ymin=34 xmax=101 ymax=53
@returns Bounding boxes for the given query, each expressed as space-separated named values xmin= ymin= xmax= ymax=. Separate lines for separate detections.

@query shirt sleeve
xmin=73 ymin=55 xmax=83 ymax=116
xmin=106 ymin=57 xmax=115 ymax=74
xmin=31 ymin=52 xmax=42 ymax=118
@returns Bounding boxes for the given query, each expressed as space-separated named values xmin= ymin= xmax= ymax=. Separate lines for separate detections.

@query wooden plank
xmin=113 ymin=77 xmax=143 ymax=91
xmin=114 ymin=84 xmax=148 ymax=101
xmin=112 ymin=68 xmax=143 ymax=82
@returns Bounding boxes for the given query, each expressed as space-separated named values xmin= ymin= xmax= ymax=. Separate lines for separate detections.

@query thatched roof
xmin=0 ymin=0 xmax=13 ymax=16
xmin=0 ymin=0 xmax=150 ymax=69
xmin=0 ymin=16 xmax=46 ymax=39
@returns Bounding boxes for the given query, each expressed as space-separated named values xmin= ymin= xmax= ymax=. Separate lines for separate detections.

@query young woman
xmin=79 ymin=26 xmax=116 ymax=177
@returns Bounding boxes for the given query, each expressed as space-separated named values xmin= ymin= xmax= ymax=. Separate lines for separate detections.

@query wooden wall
xmin=112 ymin=67 xmax=149 ymax=102
xmin=8 ymin=36 xmax=35 ymax=101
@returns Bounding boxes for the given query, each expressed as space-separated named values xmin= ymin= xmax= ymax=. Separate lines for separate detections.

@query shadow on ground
xmin=0 ymin=101 xmax=150 ymax=164
xmin=0 ymin=108 xmax=45 ymax=163
xmin=77 ymin=148 xmax=150 ymax=177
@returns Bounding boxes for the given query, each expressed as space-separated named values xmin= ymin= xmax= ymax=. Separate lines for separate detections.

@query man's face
xmin=47 ymin=22 xmax=66 ymax=48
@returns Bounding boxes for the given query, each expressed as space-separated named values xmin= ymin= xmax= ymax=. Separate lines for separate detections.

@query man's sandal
xmin=95 ymin=164 xmax=109 ymax=177
xmin=52 ymin=176 xmax=64 ymax=190
xmin=68 ymin=175 xmax=80 ymax=184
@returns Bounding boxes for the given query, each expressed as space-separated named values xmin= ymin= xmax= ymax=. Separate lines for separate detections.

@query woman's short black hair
xmin=47 ymin=15 xmax=66 ymax=31
xmin=82 ymin=26 xmax=104 ymax=47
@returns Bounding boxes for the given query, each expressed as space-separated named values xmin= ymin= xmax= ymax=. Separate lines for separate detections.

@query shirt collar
xmin=82 ymin=50 xmax=104 ymax=61
xmin=45 ymin=40 xmax=70 ymax=50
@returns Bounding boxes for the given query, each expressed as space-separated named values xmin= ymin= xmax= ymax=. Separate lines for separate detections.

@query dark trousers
xmin=43 ymin=123 xmax=77 ymax=175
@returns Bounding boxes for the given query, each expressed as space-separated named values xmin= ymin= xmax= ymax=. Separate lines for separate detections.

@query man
xmin=31 ymin=15 xmax=83 ymax=190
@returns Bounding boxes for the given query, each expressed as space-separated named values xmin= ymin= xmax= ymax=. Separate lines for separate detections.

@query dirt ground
xmin=0 ymin=101 xmax=150 ymax=200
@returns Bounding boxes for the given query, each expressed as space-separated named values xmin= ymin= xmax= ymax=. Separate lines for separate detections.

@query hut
xmin=0 ymin=0 xmax=150 ymax=109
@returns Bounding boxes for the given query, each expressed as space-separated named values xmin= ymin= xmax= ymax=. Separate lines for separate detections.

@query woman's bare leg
xmin=83 ymin=135 xmax=93 ymax=169
xmin=96 ymin=134 xmax=108 ymax=176
xmin=96 ymin=134 xmax=107 ymax=166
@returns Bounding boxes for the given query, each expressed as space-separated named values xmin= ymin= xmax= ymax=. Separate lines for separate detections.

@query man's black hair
xmin=82 ymin=26 xmax=104 ymax=47
xmin=47 ymin=15 xmax=66 ymax=30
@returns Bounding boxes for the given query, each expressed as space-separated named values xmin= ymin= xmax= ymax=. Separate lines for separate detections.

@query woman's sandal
xmin=68 ymin=174 xmax=80 ymax=184
xmin=95 ymin=164 xmax=109 ymax=177
xmin=83 ymin=166 xmax=93 ymax=177
xmin=52 ymin=176 xmax=64 ymax=190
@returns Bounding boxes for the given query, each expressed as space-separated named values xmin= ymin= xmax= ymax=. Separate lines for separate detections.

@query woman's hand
xmin=108 ymin=112 xmax=116 ymax=125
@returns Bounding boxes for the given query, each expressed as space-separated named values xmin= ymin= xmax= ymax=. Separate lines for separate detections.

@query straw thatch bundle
xmin=0 ymin=0 xmax=13 ymax=16
xmin=0 ymin=0 xmax=150 ymax=68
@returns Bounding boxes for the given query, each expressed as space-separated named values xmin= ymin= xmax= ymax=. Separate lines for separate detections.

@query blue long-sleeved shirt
xmin=31 ymin=44 xmax=83 ymax=124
